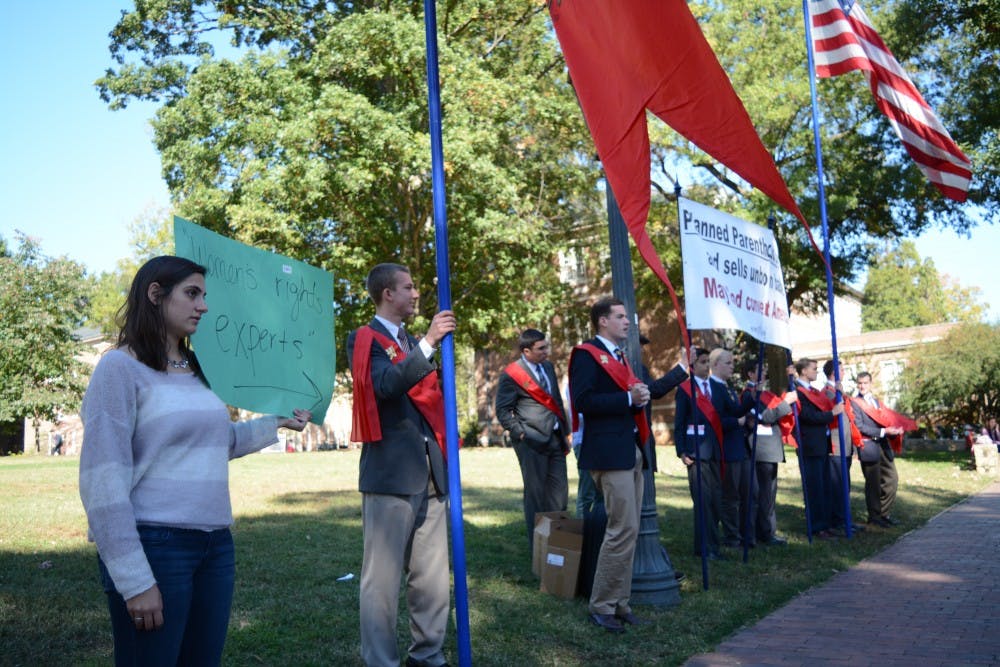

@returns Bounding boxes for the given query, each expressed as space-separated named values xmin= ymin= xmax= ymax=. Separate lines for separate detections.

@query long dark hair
xmin=117 ymin=256 xmax=208 ymax=381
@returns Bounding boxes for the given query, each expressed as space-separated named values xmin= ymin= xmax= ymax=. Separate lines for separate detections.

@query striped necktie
xmin=396 ymin=328 xmax=411 ymax=354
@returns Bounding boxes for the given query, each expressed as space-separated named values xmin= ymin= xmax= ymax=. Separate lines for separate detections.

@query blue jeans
xmin=98 ymin=526 xmax=236 ymax=667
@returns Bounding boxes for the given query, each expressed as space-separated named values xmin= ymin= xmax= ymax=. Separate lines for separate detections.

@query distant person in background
xmin=50 ymin=429 xmax=64 ymax=456
xmin=988 ymin=417 xmax=1000 ymax=448
xmin=79 ymin=256 xmax=311 ymax=667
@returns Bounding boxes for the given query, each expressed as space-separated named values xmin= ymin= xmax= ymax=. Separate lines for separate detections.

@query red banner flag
xmin=548 ymin=0 xmax=816 ymax=317
xmin=810 ymin=0 xmax=972 ymax=201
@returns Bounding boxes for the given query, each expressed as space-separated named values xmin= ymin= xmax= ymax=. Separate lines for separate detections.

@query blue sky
xmin=1 ymin=2 xmax=996 ymax=322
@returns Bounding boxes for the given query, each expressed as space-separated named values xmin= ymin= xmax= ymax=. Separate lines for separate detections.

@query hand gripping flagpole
xmin=803 ymin=0 xmax=853 ymax=539
xmin=423 ymin=2 xmax=472 ymax=664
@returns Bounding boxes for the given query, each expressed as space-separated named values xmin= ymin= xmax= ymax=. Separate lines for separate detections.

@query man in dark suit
xmin=794 ymin=358 xmax=844 ymax=539
xmin=348 ymin=263 xmax=455 ymax=667
xmin=742 ymin=360 xmax=797 ymax=546
xmin=852 ymin=372 xmax=904 ymax=528
xmin=709 ymin=348 xmax=754 ymax=549
xmin=495 ymin=329 xmax=570 ymax=547
xmin=674 ymin=348 xmax=723 ymax=559
xmin=570 ymin=297 xmax=687 ymax=632
xmin=823 ymin=359 xmax=865 ymax=535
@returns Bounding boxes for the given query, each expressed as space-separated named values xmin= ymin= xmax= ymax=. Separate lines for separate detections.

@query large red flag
xmin=549 ymin=0 xmax=820 ymax=328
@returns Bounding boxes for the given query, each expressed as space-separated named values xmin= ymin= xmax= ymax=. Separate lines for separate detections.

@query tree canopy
xmin=96 ymin=0 xmax=997 ymax=355
xmin=98 ymin=1 xmax=595 ymax=363
xmin=861 ymin=239 xmax=984 ymax=331
xmin=0 ymin=234 xmax=91 ymax=428
xmin=896 ymin=322 xmax=1000 ymax=429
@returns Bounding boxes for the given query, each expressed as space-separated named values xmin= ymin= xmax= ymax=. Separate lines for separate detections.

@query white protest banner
xmin=679 ymin=197 xmax=790 ymax=347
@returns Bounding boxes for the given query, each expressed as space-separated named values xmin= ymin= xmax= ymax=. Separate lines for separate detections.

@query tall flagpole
xmin=423 ymin=2 xmax=472 ymax=664
xmin=802 ymin=0 xmax=853 ymax=538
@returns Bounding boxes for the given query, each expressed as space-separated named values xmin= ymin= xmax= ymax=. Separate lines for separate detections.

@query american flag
xmin=810 ymin=0 xmax=972 ymax=202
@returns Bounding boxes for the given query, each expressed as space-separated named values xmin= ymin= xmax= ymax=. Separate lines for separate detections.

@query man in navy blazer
xmin=495 ymin=329 xmax=570 ymax=547
xmin=794 ymin=358 xmax=844 ymax=539
xmin=571 ymin=298 xmax=672 ymax=632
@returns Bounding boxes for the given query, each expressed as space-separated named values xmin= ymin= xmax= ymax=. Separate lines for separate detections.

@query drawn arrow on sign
xmin=233 ymin=371 xmax=325 ymax=413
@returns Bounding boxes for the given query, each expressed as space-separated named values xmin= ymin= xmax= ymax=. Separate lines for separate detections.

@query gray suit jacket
xmin=347 ymin=319 xmax=448 ymax=496
xmin=494 ymin=358 xmax=569 ymax=451
xmin=743 ymin=389 xmax=790 ymax=464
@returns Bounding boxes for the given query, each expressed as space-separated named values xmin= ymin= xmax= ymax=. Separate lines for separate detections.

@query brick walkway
xmin=685 ymin=481 xmax=1000 ymax=667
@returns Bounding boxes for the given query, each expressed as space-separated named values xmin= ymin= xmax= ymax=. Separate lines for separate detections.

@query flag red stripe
xmin=809 ymin=0 xmax=971 ymax=201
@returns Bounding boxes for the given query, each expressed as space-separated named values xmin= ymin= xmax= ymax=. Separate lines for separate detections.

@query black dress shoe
xmin=867 ymin=517 xmax=890 ymax=528
xmin=884 ymin=516 xmax=900 ymax=526
xmin=590 ymin=612 xmax=625 ymax=633
xmin=763 ymin=535 xmax=788 ymax=546
xmin=674 ymin=570 xmax=687 ymax=583
xmin=615 ymin=611 xmax=652 ymax=626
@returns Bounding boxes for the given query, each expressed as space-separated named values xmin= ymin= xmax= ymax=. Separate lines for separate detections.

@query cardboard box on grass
xmin=533 ymin=511 xmax=583 ymax=599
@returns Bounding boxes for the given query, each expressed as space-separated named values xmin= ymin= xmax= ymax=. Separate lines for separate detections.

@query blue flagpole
xmin=769 ymin=213 xmax=813 ymax=543
xmin=802 ymin=0 xmax=853 ymax=538
xmin=423 ymin=2 xmax=472 ymax=665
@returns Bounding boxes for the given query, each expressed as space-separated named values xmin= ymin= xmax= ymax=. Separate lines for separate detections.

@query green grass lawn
xmin=0 ymin=447 xmax=990 ymax=666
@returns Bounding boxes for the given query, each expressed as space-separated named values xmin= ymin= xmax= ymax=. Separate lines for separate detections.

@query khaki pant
xmin=588 ymin=447 xmax=643 ymax=616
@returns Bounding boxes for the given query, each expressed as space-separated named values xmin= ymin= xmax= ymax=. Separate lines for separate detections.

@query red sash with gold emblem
xmin=570 ymin=343 xmax=649 ymax=445
xmin=350 ymin=326 xmax=448 ymax=458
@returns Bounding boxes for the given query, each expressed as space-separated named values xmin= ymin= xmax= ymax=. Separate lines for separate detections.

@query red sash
xmin=851 ymin=396 xmax=918 ymax=454
xmin=350 ymin=326 xmax=448 ymax=458
xmin=746 ymin=388 xmax=798 ymax=448
xmin=679 ymin=381 xmax=725 ymax=462
xmin=824 ymin=387 xmax=863 ymax=451
xmin=570 ymin=343 xmax=649 ymax=445
xmin=796 ymin=384 xmax=835 ymax=412
xmin=504 ymin=362 xmax=564 ymax=421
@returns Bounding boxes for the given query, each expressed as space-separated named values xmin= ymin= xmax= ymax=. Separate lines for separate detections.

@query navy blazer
xmin=795 ymin=385 xmax=837 ymax=458
xmin=494 ymin=358 xmax=569 ymax=450
xmin=569 ymin=338 xmax=645 ymax=471
xmin=346 ymin=319 xmax=448 ymax=496
xmin=673 ymin=377 xmax=747 ymax=461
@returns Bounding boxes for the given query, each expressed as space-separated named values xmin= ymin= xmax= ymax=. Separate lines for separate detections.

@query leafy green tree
xmin=87 ymin=207 xmax=174 ymax=335
xmin=896 ymin=322 xmax=1000 ymax=429
xmin=97 ymin=1 xmax=594 ymax=363
xmin=861 ymin=240 xmax=984 ymax=330
xmin=646 ymin=0 xmax=996 ymax=313
xmin=0 ymin=234 xmax=91 ymax=451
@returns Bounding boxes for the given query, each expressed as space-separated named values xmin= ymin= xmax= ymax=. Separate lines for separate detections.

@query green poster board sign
xmin=174 ymin=217 xmax=334 ymax=424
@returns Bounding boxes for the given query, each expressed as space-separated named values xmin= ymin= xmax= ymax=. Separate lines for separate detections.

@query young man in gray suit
xmin=348 ymin=263 xmax=456 ymax=667
xmin=742 ymin=360 xmax=797 ymax=546
xmin=495 ymin=329 xmax=570 ymax=547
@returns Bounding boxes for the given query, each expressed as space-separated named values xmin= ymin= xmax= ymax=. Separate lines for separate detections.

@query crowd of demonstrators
xmin=79 ymin=256 xmax=311 ymax=667
xmin=77 ymin=256 xmax=931 ymax=660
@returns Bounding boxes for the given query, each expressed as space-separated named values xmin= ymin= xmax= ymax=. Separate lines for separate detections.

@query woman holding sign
xmin=79 ymin=256 xmax=311 ymax=666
